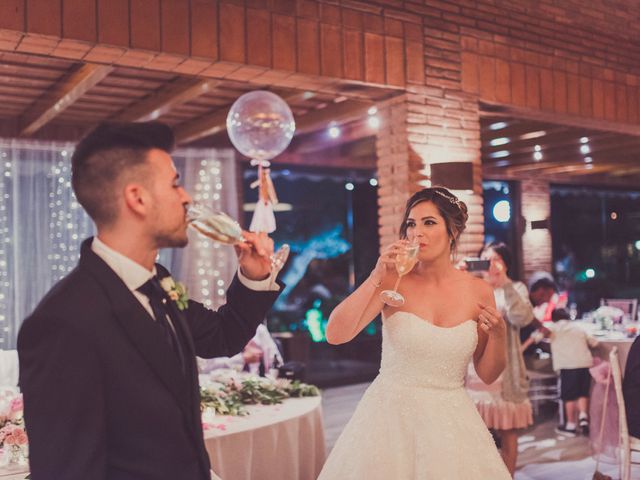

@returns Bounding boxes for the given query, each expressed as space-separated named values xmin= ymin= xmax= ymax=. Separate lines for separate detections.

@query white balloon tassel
xmin=249 ymin=164 xmax=276 ymax=233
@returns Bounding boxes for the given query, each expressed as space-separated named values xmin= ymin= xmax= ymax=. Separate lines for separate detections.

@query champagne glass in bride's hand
xmin=186 ymin=202 xmax=290 ymax=272
xmin=380 ymin=239 xmax=419 ymax=307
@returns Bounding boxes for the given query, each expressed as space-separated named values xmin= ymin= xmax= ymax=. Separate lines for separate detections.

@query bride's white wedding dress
xmin=318 ymin=311 xmax=511 ymax=479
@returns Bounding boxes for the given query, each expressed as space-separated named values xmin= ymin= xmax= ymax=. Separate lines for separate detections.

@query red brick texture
xmin=520 ymin=178 xmax=553 ymax=280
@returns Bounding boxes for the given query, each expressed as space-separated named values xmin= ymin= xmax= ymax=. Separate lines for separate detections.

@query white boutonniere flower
xmin=159 ymin=276 xmax=189 ymax=311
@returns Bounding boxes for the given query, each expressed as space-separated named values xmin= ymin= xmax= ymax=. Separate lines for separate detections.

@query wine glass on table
xmin=379 ymin=239 xmax=419 ymax=307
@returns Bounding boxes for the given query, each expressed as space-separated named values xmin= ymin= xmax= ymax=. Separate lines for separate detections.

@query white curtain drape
xmin=0 ymin=140 xmax=237 ymax=349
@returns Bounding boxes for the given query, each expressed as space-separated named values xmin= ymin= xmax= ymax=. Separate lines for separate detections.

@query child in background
xmin=546 ymin=308 xmax=599 ymax=436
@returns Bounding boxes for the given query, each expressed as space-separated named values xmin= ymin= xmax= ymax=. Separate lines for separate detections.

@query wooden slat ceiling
xmin=481 ymin=114 xmax=640 ymax=186
xmin=0 ymin=51 xmax=395 ymax=167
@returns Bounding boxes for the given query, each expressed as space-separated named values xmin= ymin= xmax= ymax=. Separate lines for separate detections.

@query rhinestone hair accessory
xmin=433 ymin=189 xmax=462 ymax=209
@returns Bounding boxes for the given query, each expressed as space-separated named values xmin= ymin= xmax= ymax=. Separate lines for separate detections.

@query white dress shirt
xmin=91 ymin=237 xmax=278 ymax=323
xmin=547 ymin=320 xmax=599 ymax=371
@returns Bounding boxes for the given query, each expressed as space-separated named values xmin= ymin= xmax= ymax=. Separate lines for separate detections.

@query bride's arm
xmin=325 ymin=241 xmax=404 ymax=345
xmin=472 ymin=283 xmax=507 ymax=384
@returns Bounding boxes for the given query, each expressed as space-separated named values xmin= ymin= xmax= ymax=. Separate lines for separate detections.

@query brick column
xmin=520 ymin=177 xmax=552 ymax=282
xmin=375 ymin=94 xmax=427 ymax=249
xmin=375 ymin=91 xmax=484 ymax=259
xmin=374 ymin=7 xmax=488 ymax=254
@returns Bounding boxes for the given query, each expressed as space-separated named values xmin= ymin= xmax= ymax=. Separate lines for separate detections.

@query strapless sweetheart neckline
xmin=385 ymin=311 xmax=475 ymax=330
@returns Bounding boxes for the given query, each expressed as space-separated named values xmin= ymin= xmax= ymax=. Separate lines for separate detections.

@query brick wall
xmin=520 ymin=177 xmax=552 ymax=282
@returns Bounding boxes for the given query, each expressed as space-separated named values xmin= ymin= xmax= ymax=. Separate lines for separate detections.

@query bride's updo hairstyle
xmin=399 ymin=186 xmax=469 ymax=253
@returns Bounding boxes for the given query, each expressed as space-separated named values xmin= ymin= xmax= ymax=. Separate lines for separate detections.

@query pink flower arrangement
xmin=0 ymin=424 xmax=27 ymax=446
xmin=0 ymin=392 xmax=28 ymax=450
xmin=7 ymin=397 xmax=23 ymax=423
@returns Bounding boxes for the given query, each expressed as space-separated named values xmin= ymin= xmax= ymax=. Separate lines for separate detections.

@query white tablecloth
xmin=204 ymin=396 xmax=325 ymax=480
xmin=0 ymin=464 xmax=28 ymax=479
xmin=575 ymin=321 xmax=635 ymax=369
xmin=0 ymin=351 xmax=18 ymax=388
xmin=0 ymin=397 xmax=326 ymax=480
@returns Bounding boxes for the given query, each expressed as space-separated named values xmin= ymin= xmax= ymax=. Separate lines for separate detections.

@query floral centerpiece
xmin=592 ymin=305 xmax=624 ymax=330
xmin=0 ymin=390 xmax=28 ymax=467
xmin=199 ymin=372 xmax=320 ymax=420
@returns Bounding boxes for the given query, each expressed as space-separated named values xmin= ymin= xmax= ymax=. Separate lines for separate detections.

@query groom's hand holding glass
xmin=234 ymin=230 xmax=274 ymax=280
xmin=186 ymin=202 xmax=286 ymax=282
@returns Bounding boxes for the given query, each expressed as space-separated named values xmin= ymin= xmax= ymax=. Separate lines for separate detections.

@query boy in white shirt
xmin=542 ymin=308 xmax=599 ymax=435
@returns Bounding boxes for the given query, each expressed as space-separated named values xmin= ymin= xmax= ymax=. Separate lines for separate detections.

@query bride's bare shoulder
xmin=452 ymin=270 xmax=492 ymax=295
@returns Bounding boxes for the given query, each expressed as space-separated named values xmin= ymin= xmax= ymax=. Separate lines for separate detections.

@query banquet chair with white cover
xmin=601 ymin=298 xmax=638 ymax=322
xmin=609 ymin=347 xmax=640 ymax=480
xmin=0 ymin=349 xmax=19 ymax=387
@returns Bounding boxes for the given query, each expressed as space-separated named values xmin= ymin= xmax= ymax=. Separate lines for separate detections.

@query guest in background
xmin=198 ymin=323 xmax=283 ymax=376
xmin=523 ymin=272 xmax=569 ymax=359
xmin=465 ymin=242 xmax=535 ymax=476
xmin=529 ymin=273 xmax=567 ymax=323
xmin=623 ymin=335 xmax=640 ymax=440
xmin=545 ymin=308 xmax=599 ymax=436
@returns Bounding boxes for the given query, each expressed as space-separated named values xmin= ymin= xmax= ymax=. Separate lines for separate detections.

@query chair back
xmin=610 ymin=347 xmax=634 ymax=480
xmin=0 ymin=349 xmax=18 ymax=387
xmin=601 ymin=298 xmax=638 ymax=322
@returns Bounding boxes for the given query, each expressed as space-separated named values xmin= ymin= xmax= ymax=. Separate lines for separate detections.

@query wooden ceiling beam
xmin=294 ymin=99 xmax=372 ymax=135
xmin=482 ymin=129 xmax=607 ymax=154
xmin=289 ymin=116 xmax=375 ymax=154
xmin=174 ymin=91 xmax=311 ymax=145
xmin=479 ymin=103 xmax=640 ymax=136
xmin=484 ymin=137 xmax=640 ymax=168
xmin=610 ymin=165 xmax=640 ymax=177
xmin=481 ymin=119 xmax=570 ymax=139
xmin=270 ymin=138 xmax=376 ymax=169
xmin=19 ymin=63 xmax=113 ymax=136
xmin=112 ymin=77 xmax=219 ymax=122
xmin=493 ymin=160 xmax=635 ymax=177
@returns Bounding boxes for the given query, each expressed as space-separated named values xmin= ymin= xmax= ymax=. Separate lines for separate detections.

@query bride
xmin=318 ymin=187 xmax=511 ymax=479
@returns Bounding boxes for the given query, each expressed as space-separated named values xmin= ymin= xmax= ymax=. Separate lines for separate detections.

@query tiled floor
xmin=321 ymin=382 xmax=639 ymax=479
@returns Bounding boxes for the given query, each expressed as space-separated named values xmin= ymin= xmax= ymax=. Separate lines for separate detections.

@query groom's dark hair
xmin=71 ymin=122 xmax=175 ymax=226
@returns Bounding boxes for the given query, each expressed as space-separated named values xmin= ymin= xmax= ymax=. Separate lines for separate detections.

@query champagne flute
xmin=186 ymin=202 xmax=290 ymax=276
xmin=379 ymin=239 xmax=419 ymax=307
xmin=187 ymin=202 xmax=245 ymax=245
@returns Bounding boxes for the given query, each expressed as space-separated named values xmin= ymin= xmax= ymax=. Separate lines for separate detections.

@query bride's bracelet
xmin=369 ymin=275 xmax=382 ymax=288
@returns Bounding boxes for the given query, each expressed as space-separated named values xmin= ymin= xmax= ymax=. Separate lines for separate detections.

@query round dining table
xmin=0 ymin=396 xmax=326 ymax=480
xmin=0 ymin=463 xmax=28 ymax=480
xmin=576 ymin=320 xmax=636 ymax=369
xmin=204 ymin=396 xmax=326 ymax=480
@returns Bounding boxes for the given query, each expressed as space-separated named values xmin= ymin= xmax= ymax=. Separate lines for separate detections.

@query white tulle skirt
xmin=318 ymin=375 xmax=511 ymax=479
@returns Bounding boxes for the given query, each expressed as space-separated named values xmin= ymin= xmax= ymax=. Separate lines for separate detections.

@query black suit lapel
xmin=155 ymin=267 xmax=205 ymax=429
xmin=78 ymin=239 xmax=192 ymax=418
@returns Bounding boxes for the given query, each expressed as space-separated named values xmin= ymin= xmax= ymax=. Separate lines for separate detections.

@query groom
xmin=18 ymin=122 xmax=282 ymax=480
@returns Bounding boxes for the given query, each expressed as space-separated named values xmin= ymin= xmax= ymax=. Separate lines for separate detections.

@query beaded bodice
xmin=379 ymin=312 xmax=478 ymax=389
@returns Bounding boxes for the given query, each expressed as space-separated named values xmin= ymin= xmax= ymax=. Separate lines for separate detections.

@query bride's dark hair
xmin=399 ymin=186 xmax=469 ymax=252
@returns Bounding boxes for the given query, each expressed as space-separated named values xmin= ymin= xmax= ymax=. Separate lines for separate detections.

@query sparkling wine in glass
xmin=187 ymin=203 xmax=245 ymax=245
xmin=187 ymin=202 xmax=290 ymax=275
xmin=379 ymin=240 xmax=419 ymax=307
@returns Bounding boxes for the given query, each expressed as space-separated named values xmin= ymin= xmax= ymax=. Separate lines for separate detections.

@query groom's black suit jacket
xmin=18 ymin=238 xmax=281 ymax=480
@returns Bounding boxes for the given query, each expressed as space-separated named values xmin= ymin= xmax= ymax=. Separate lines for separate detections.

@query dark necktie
xmin=137 ymin=276 xmax=186 ymax=372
